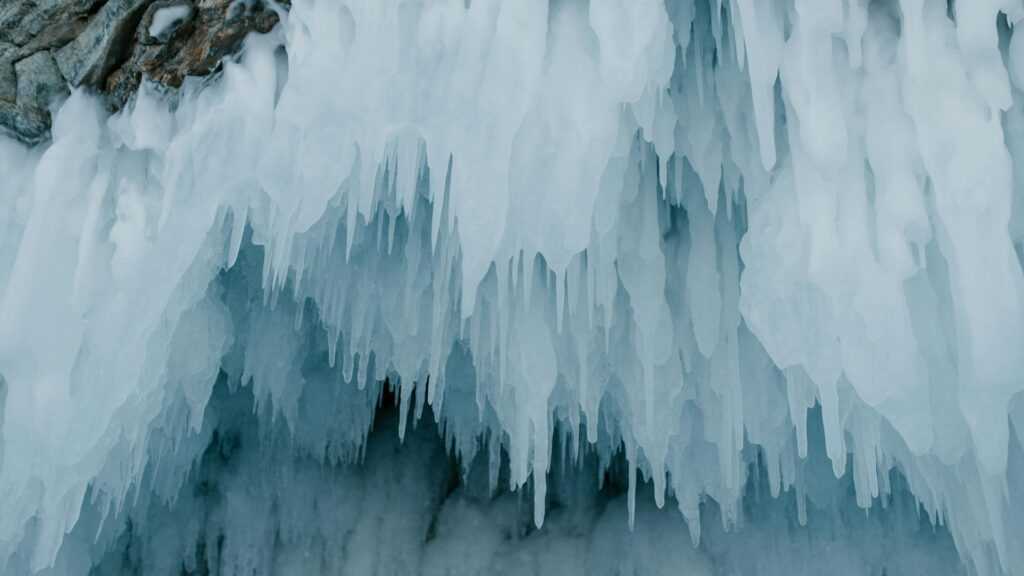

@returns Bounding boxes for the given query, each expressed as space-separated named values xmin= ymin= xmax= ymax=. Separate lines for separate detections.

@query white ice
xmin=148 ymin=4 xmax=192 ymax=40
xmin=2 ymin=0 xmax=1024 ymax=574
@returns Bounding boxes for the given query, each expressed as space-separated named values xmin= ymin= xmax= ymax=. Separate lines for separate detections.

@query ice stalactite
xmin=2 ymin=0 xmax=1024 ymax=574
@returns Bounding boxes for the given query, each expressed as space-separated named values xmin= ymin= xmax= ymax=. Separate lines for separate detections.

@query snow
xmin=1 ymin=0 xmax=1023 ymax=574
xmin=147 ymin=4 xmax=192 ymax=40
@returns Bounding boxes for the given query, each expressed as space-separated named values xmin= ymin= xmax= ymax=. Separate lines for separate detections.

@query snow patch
xmin=148 ymin=4 xmax=192 ymax=40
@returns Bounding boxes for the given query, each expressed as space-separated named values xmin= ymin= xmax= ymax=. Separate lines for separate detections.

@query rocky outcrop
xmin=106 ymin=0 xmax=281 ymax=107
xmin=18 ymin=51 xmax=69 ymax=108
xmin=0 ymin=0 xmax=285 ymax=145
xmin=54 ymin=0 xmax=155 ymax=88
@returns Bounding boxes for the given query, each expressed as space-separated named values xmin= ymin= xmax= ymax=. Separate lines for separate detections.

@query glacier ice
xmin=2 ymin=0 xmax=1024 ymax=573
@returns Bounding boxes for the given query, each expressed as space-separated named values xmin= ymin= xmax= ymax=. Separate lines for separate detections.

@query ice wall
xmin=2 ymin=0 xmax=1024 ymax=574
xmin=32 ymin=368 xmax=964 ymax=576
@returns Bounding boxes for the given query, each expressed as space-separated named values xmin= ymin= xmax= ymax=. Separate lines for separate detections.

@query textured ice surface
xmin=2 ymin=0 xmax=1024 ymax=574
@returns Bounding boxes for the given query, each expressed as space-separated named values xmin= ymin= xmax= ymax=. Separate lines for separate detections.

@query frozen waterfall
xmin=2 ymin=0 xmax=1024 ymax=574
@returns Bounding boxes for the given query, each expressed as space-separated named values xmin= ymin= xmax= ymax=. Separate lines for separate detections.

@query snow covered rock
xmin=145 ymin=2 xmax=193 ymax=43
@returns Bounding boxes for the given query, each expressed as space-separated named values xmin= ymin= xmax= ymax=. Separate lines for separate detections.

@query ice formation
xmin=2 ymin=0 xmax=1024 ymax=574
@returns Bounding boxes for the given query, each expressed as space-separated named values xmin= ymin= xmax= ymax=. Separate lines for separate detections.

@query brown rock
xmin=1 ymin=0 xmax=286 ymax=145
xmin=105 ymin=0 xmax=282 ymax=108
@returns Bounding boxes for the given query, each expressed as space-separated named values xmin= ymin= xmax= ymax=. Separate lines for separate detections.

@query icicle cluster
xmin=2 ymin=0 xmax=1024 ymax=574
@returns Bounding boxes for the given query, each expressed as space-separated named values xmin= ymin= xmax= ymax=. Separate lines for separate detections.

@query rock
xmin=1 ymin=0 xmax=287 ymax=146
xmin=16 ymin=51 xmax=69 ymax=110
xmin=0 ymin=51 xmax=69 ymax=145
xmin=0 ymin=2 xmax=38 ymax=46
xmin=55 ymin=0 xmax=154 ymax=88
xmin=0 ymin=101 xmax=50 ymax=145
xmin=1 ymin=0 xmax=105 ymax=52
xmin=106 ymin=0 xmax=281 ymax=108
xmin=0 ymin=43 xmax=15 ymax=103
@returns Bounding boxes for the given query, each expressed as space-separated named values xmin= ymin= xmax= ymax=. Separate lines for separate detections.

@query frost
xmin=2 ymin=0 xmax=1024 ymax=574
